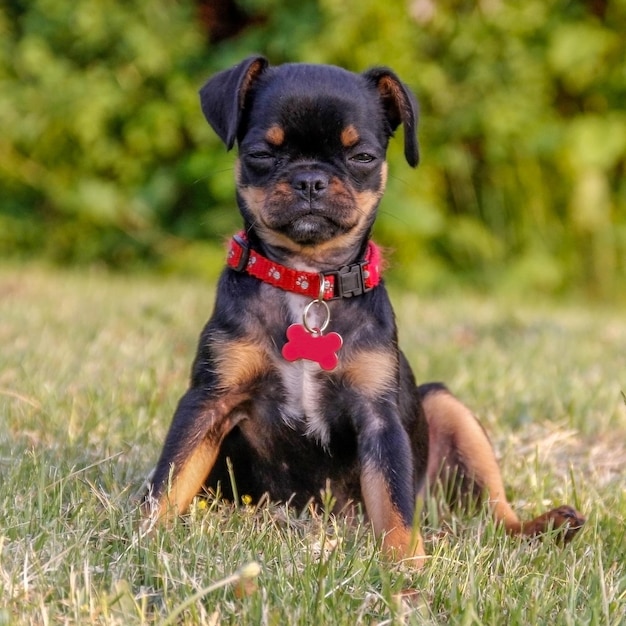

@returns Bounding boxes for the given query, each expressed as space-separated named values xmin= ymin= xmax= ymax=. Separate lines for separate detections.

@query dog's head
xmin=200 ymin=56 xmax=418 ymax=263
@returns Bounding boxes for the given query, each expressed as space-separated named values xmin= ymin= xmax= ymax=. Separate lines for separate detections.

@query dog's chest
xmin=275 ymin=292 xmax=333 ymax=445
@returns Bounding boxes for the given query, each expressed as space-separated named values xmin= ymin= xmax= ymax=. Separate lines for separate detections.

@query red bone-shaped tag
xmin=281 ymin=324 xmax=343 ymax=371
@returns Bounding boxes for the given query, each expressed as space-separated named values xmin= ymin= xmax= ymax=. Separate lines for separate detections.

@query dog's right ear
xmin=199 ymin=56 xmax=269 ymax=150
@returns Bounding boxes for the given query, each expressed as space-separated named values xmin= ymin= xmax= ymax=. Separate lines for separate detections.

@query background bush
xmin=1 ymin=0 xmax=625 ymax=296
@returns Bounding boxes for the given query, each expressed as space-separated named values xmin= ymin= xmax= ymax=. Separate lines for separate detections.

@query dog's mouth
xmin=261 ymin=189 xmax=359 ymax=245
xmin=281 ymin=211 xmax=344 ymax=245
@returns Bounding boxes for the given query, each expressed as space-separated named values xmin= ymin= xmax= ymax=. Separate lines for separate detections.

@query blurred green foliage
xmin=1 ymin=0 xmax=625 ymax=296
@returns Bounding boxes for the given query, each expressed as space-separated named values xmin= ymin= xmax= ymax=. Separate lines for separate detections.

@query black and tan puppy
xmin=143 ymin=56 xmax=584 ymax=563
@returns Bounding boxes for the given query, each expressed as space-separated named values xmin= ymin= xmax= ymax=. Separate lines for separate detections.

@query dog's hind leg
xmin=419 ymin=383 xmax=584 ymax=542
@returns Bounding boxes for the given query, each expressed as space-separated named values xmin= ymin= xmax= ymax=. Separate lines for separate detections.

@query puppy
xmin=143 ymin=56 xmax=584 ymax=563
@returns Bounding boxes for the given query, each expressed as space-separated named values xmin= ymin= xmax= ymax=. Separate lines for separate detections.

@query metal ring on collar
xmin=302 ymin=299 xmax=331 ymax=334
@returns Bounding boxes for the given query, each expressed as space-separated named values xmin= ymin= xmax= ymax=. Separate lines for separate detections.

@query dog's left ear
xmin=199 ymin=55 xmax=269 ymax=150
xmin=362 ymin=68 xmax=419 ymax=167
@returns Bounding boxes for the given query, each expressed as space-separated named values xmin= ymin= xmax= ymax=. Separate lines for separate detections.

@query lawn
xmin=1 ymin=266 xmax=624 ymax=625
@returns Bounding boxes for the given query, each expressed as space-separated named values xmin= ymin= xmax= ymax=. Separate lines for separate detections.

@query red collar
xmin=226 ymin=231 xmax=382 ymax=300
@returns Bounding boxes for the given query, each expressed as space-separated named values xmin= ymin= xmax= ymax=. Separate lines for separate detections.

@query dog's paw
xmin=523 ymin=505 xmax=586 ymax=543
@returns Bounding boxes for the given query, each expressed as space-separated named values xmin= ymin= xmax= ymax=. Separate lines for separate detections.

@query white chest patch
xmin=277 ymin=292 xmax=331 ymax=446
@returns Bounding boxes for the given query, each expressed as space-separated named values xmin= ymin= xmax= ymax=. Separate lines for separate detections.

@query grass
xmin=1 ymin=265 xmax=625 ymax=625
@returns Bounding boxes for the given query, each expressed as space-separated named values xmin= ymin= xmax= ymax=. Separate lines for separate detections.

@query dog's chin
xmin=279 ymin=215 xmax=343 ymax=246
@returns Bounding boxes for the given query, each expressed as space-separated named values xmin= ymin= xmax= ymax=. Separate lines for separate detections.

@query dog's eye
xmin=248 ymin=151 xmax=274 ymax=160
xmin=350 ymin=153 xmax=375 ymax=164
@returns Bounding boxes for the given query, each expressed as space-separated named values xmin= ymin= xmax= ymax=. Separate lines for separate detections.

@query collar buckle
xmin=324 ymin=262 xmax=371 ymax=299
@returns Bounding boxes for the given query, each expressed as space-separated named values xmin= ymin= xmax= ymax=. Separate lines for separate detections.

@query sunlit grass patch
xmin=1 ymin=266 xmax=624 ymax=624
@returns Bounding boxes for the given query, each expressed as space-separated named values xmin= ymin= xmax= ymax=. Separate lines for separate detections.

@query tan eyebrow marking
xmin=341 ymin=124 xmax=360 ymax=147
xmin=265 ymin=124 xmax=285 ymax=146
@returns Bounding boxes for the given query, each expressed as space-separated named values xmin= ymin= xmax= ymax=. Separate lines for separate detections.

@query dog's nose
xmin=291 ymin=171 xmax=329 ymax=200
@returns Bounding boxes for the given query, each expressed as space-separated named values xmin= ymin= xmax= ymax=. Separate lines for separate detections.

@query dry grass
xmin=1 ymin=265 xmax=625 ymax=624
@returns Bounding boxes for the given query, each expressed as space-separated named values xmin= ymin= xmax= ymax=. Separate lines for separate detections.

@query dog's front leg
xmin=357 ymin=406 xmax=425 ymax=566
xmin=143 ymin=386 xmax=247 ymax=526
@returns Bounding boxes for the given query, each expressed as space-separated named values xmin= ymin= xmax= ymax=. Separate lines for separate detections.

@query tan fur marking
xmin=351 ymin=162 xmax=387 ymax=223
xmin=257 ymin=226 xmax=372 ymax=268
xmin=344 ymin=349 xmax=396 ymax=397
xmin=361 ymin=467 xmax=425 ymax=566
xmin=213 ymin=339 xmax=268 ymax=389
xmin=378 ymin=75 xmax=403 ymax=101
xmin=239 ymin=59 xmax=267 ymax=108
xmin=354 ymin=189 xmax=381 ymax=213
xmin=422 ymin=389 xmax=585 ymax=542
xmin=148 ymin=438 xmax=221 ymax=525
xmin=380 ymin=161 xmax=388 ymax=190
xmin=238 ymin=186 xmax=268 ymax=222
xmin=421 ymin=390 xmax=522 ymax=533
xmin=143 ymin=394 xmax=249 ymax=529
xmin=377 ymin=75 xmax=410 ymax=121
xmin=341 ymin=124 xmax=360 ymax=147
xmin=267 ymin=181 xmax=294 ymax=202
xmin=328 ymin=176 xmax=354 ymax=198
xmin=519 ymin=506 xmax=585 ymax=542
xmin=265 ymin=124 xmax=285 ymax=146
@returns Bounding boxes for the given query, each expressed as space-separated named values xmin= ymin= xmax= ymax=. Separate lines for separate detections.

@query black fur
xmin=145 ymin=56 xmax=585 ymax=556
xmin=150 ymin=57 xmax=425 ymax=533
